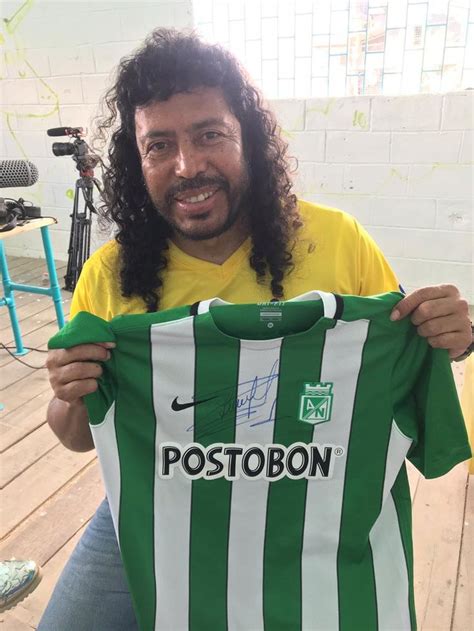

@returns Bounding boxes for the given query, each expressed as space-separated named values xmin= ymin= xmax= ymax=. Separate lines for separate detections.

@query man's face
xmin=135 ymin=87 xmax=250 ymax=241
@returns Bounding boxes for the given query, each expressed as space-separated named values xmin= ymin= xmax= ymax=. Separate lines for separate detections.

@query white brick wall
xmin=1 ymin=0 xmax=473 ymax=303
xmin=391 ymin=132 xmax=462 ymax=163
xmin=441 ymin=93 xmax=474 ymax=130
xmin=285 ymin=91 xmax=473 ymax=302
xmin=326 ymin=131 xmax=390 ymax=163
xmin=371 ymin=95 xmax=443 ymax=131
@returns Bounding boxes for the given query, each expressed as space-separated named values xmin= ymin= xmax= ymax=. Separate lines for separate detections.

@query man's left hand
xmin=390 ymin=284 xmax=472 ymax=359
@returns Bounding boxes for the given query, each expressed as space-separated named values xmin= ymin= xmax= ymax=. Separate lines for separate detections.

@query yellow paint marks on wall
xmin=390 ymin=168 xmax=409 ymax=182
xmin=4 ymin=113 xmax=28 ymax=159
xmin=306 ymin=97 xmax=337 ymax=116
xmin=3 ymin=0 xmax=36 ymax=35
xmin=1 ymin=2 xmax=60 ymax=157
xmin=431 ymin=162 xmax=454 ymax=170
xmin=413 ymin=163 xmax=457 ymax=183
xmin=4 ymin=49 xmax=16 ymax=64
xmin=352 ymin=110 xmax=368 ymax=129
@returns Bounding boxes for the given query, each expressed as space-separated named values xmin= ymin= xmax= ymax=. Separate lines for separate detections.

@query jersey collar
xmin=196 ymin=290 xmax=340 ymax=320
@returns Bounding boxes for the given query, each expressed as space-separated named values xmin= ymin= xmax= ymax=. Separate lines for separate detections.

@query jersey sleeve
xmin=355 ymin=220 xmax=400 ymax=295
xmin=391 ymin=331 xmax=472 ymax=479
xmin=48 ymin=312 xmax=117 ymax=426
xmin=48 ymin=311 xmax=115 ymax=348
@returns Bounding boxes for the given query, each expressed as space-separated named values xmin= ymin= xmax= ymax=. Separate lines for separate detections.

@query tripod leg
xmin=76 ymin=215 xmax=86 ymax=288
xmin=65 ymin=180 xmax=81 ymax=291
xmin=83 ymin=184 xmax=94 ymax=266
xmin=77 ymin=180 xmax=95 ymax=283
xmin=64 ymin=175 xmax=99 ymax=292
xmin=85 ymin=213 xmax=91 ymax=263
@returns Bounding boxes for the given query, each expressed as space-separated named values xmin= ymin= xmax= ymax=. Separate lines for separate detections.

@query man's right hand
xmin=46 ymin=342 xmax=115 ymax=403
xmin=45 ymin=342 xmax=115 ymax=452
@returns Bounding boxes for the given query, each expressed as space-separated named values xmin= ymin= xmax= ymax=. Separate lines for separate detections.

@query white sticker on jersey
xmin=158 ymin=441 xmax=345 ymax=481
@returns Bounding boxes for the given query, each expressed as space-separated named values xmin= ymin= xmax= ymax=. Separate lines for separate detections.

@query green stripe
xmin=337 ymin=321 xmax=393 ymax=631
xmin=263 ymin=330 xmax=326 ymax=630
xmin=114 ymin=325 xmax=158 ymax=631
xmin=189 ymin=315 xmax=240 ymax=631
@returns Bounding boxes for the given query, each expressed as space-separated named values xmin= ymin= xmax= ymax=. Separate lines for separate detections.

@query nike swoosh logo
xmin=171 ymin=396 xmax=216 ymax=412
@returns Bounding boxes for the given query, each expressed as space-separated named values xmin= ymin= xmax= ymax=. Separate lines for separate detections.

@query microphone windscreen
xmin=47 ymin=127 xmax=83 ymax=137
xmin=47 ymin=127 xmax=70 ymax=137
xmin=0 ymin=160 xmax=39 ymax=188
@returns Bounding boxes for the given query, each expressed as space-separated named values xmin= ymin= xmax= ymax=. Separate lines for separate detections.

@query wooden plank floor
xmin=0 ymin=255 xmax=472 ymax=630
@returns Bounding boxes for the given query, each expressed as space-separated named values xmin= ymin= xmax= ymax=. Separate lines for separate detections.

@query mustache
xmin=165 ymin=175 xmax=229 ymax=204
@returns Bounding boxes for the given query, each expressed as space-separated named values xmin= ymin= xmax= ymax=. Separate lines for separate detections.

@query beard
xmin=146 ymin=168 xmax=251 ymax=242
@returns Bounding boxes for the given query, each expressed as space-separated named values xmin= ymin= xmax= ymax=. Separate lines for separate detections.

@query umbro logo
xmin=171 ymin=396 xmax=216 ymax=412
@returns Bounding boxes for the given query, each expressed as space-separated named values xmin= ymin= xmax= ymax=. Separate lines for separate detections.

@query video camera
xmin=47 ymin=126 xmax=100 ymax=175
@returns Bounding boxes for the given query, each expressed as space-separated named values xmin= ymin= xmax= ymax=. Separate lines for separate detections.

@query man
xmin=40 ymin=29 xmax=472 ymax=630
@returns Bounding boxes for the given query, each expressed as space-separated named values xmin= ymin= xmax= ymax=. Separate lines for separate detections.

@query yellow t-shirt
xmin=70 ymin=200 xmax=399 ymax=320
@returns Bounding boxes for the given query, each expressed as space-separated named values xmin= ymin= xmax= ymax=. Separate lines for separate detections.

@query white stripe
xmin=197 ymin=297 xmax=230 ymax=314
xmin=227 ymin=341 xmax=282 ymax=631
xmin=381 ymin=422 xmax=413 ymax=501
xmin=90 ymin=402 xmax=121 ymax=546
xmin=289 ymin=290 xmax=337 ymax=318
xmin=318 ymin=291 xmax=337 ymax=318
xmin=370 ymin=422 xmax=413 ymax=630
xmin=302 ymin=320 xmax=369 ymax=630
xmin=151 ymin=317 xmax=196 ymax=631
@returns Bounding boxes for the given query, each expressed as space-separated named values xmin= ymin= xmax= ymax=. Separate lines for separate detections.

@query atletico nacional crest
xmin=299 ymin=382 xmax=334 ymax=424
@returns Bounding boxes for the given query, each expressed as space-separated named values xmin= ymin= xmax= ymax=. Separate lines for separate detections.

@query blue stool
xmin=0 ymin=217 xmax=65 ymax=356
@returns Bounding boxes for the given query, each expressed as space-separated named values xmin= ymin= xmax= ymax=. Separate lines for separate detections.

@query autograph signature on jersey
xmin=184 ymin=360 xmax=279 ymax=436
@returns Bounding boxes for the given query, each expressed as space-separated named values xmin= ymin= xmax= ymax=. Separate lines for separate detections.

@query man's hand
xmin=46 ymin=342 xmax=116 ymax=403
xmin=390 ymin=284 xmax=472 ymax=359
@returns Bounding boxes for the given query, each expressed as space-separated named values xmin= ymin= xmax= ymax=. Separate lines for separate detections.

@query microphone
xmin=47 ymin=127 xmax=83 ymax=137
xmin=0 ymin=159 xmax=39 ymax=188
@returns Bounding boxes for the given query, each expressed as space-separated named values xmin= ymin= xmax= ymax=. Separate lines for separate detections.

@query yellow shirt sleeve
xmin=461 ymin=356 xmax=474 ymax=474
xmin=70 ymin=259 xmax=94 ymax=318
xmin=354 ymin=220 xmax=400 ymax=296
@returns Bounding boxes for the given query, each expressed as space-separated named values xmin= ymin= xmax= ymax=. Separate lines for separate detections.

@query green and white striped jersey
xmin=49 ymin=291 xmax=470 ymax=631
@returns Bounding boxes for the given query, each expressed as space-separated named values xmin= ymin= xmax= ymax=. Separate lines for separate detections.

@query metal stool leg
xmin=0 ymin=241 xmax=27 ymax=355
xmin=40 ymin=226 xmax=65 ymax=329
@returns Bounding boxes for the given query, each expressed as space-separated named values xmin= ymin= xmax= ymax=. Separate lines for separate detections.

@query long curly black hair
xmin=94 ymin=28 xmax=301 ymax=312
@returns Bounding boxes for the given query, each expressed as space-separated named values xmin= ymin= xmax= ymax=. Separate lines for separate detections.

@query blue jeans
xmin=38 ymin=497 xmax=139 ymax=630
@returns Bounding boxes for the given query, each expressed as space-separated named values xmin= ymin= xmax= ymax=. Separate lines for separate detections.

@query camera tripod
xmin=64 ymin=173 xmax=101 ymax=292
xmin=46 ymin=126 xmax=102 ymax=292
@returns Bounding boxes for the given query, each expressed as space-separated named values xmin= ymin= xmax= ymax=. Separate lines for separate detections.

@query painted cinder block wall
xmin=278 ymin=92 xmax=473 ymax=301
xmin=1 ymin=1 xmax=473 ymax=302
